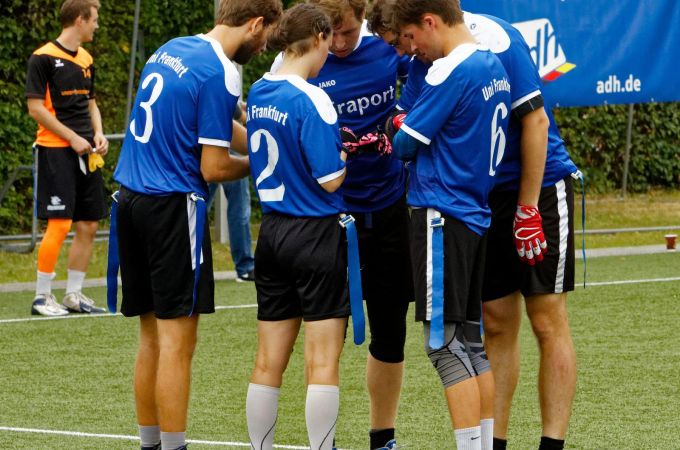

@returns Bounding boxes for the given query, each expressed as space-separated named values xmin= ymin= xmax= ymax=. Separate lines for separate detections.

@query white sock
xmin=36 ymin=271 xmax=55 ymax=296
xmin=160 ymin=431 xmax=185 ymax=450
xmin=454 ymin=425 xmax=482 ymax=450
xmin=246 ymin=383 xmax=280 ymax=450
xmin=66 ymin=269 xmax=85 ymax=294
xmin=480 ymin=419 xmax=494 ymax=450
xmin=305 ymin=384 xmax=339 ymax=450
xmin=138 ymin=425 xmax=160 ymax=447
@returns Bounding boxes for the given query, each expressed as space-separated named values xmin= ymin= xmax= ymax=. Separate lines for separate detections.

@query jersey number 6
xmin=489 ymin=102 xmax=508 ymax=177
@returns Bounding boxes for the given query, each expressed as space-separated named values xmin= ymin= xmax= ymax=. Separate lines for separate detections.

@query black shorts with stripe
xmin=411 ymin=209 xmax=487 ymax=323
xmin=255 ymin=213 xmax=350 ymax=322
xmin=36 ymin=145 xmax=107 ymax=221
xmin=116 ymin=187 xmax=215 ymax=319
xmin=482 ymin=176 xmax=575 ymax=301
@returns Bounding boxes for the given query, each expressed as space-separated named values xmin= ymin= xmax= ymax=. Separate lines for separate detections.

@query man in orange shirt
xmin=25 ymin=0 xmax=108 ymax=316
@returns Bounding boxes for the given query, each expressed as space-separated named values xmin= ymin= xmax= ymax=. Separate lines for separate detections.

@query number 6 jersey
xmin=400 ymin=44 xmax=511 ymax=236
xmin=114 ymin=34 xmax=240 ymax=197
xmin=246 ymin=73 xmax=346 ymax=217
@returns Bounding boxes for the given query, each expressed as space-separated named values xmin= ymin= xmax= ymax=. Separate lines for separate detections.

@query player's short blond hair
xmin=307 ymin=0 xmax=366 ymax=28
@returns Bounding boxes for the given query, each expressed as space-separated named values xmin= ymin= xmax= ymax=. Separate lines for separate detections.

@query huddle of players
xmin=114 ymin=0 xmax=578 ymax=449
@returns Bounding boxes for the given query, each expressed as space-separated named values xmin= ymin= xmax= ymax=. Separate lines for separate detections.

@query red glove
xmin=384 ymin=112 xmax=407 ymax=142
xmin=513 ymin=204 xmax=547 ymax=265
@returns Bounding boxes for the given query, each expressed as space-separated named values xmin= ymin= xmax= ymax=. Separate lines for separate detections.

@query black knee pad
xmin=424 ymin=322 xmax=475 ymax=388
xmin=366 ymin=298 xmax=408 ymax=363
xmin=463 ymin=320 xmax=491 ymax=376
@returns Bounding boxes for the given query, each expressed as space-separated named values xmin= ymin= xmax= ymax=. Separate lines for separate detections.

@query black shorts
xmin=255 ymin=213 xmax=350 ymax=322
xmin=482 ymin=176 xmax=575 ymax=301
xmin=116 ymin=187 xmax=215 ymax=319
xmin=411 ymin=209 xmax=486 ymax=323
xmin=36 ymin=145 xmax=107 ymax=221
xmin=353 ymin=195 xmax=414 ymax=307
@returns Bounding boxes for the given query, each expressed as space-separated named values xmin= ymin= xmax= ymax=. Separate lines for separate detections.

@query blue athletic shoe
xmin=377 ymin=439 xmax=402 ymax=449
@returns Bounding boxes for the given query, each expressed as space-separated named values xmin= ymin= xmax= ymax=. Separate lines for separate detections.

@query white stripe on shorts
xmin=555 ymin=180 xmax=569 ymax=293
xmin=186 ymin=195 xmax=204 ymax=271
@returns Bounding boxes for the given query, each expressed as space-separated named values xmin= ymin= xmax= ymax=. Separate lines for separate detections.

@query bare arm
xmin=230 ymin=120 xmax=248 ymax=156
xmin=517 ymin=107 xmax=549 ymax=205
xmin=27 ymin=98 xmax=92 ymax=154
xmin=319 ymin=152 xmax=347 ymax=193
xmin=88 ymin=99 xmax=109 ymax=155
xmin=201 ymin=144 xmax=250 ymax=182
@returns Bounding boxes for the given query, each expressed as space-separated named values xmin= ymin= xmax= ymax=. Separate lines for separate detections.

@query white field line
xmin=0 ymin=425 xmax=312 ymax=449
xmin=2 ymin=275 xmax=680 ymax=325
xmin=0 ymin=304 xmax=256 ymax=324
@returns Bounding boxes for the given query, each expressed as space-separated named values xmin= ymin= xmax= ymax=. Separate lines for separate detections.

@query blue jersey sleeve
xmin=300 ymin=110 xmax=345 ymax=184
xmin=503 ymin=29 xmax=543 ymax=109
xmin=400 ymin=71 xmax=460 ymax=145
xmin=197 ymin=73 xmax=238 ymax=147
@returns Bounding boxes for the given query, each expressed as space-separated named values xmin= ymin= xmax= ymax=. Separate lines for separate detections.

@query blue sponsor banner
xmin=462 ymin=0 xmax=680 ymax=107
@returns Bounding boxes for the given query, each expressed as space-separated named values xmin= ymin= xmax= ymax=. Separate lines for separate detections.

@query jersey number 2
xmin=129 ymin=73 xmax=164 ymax=144
xmin=489 ymin=102 xmax=508 ymax=177
xmin=250 ymin=129 xmax=285 ymax=202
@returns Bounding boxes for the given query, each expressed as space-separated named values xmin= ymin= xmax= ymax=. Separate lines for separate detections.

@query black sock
xmin=493 ymin=437 xmax=508 ymax=450
xmin=539 ymin=436 xmax=565 ymax=450
xmin=370 ymin=428 xmax=395 ymax=449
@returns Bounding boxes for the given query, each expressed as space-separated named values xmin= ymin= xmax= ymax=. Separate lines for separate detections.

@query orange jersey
xmin=25 ymin=41 xmax=95 ymax=147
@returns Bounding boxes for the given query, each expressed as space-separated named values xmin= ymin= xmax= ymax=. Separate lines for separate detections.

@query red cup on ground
xmin=665 ymin=234 xmax=677 ymax=251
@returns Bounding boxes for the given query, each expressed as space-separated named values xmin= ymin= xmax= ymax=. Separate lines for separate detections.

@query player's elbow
xmin=522 ymin=108 xmax=550 ymax=135
xmin=392 ymin=130 xmax=418 ymax=161
xmin=320 ymin=171 xmax=346 ymax=193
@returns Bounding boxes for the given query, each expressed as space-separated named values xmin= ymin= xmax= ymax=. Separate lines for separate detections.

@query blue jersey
xmin=246 ymin=73 xmax=346 ymax=217
xmin=115 ymin=35 xmax=240 ymax=197
xmin=397 ymin=13 xmax=577 ymax=191
xmin=397 ymin=57 xmax=429 ymax=111
xmin=306 ymin=22 xmax=410 ymax=212
xmin=401 ymin=44 xmax=511 ymax=235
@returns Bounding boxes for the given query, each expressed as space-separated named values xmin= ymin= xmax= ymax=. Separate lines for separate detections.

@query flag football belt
xmin=339 ymin=214 xmax=366 ymax=345
xmin=572 ymin=170 xmax=586 ymax=288
xmin=107 ymin=191 xmax=207 ymax=317
xmin=429 ymin=210 xmax=446 ymax=349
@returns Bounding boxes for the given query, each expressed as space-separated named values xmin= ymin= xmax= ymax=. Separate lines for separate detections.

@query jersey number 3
xmin=489 ymin=102 xmax=508 ymax=177
xmin=250 ymin=129 xmax=285 ymax=202
xmin=130 ymin=73 xmax=164 ymax=144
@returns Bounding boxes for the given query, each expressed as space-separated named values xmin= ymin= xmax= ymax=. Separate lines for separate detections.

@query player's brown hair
xmin=267 ymin=3 xmax=332 ymax=57
xmin=215 ymin=0 xmax=284 ymax=27
xmin=391 ymin=0 xmax=463 ymax=29
xmin=367 ymin=0 xmax=395 ymax=34
xmin=60 ymin=0 xmax=100 ymax=28
xmin=308 ymin=0 xmax=366 ymax=28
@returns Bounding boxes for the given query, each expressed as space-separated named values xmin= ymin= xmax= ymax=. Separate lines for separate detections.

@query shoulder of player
xmin=194 ymin=34 xmax=241 ymax=97
xmin=463 ymin=12 xmax=512 ymax=54
xmin=425 ymin=43 xmax=486 ymax=87
xmin=262 ymin=73 xmax=337 ymax=125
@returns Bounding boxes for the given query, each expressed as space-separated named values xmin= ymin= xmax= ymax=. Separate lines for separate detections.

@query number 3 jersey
xmin=114 ymin=34 xmax=240 ymax=197
xmin=400 ymin=44 xmax=511 ymax=236
xmin=246 ymin=73 xmax=346 ymax=217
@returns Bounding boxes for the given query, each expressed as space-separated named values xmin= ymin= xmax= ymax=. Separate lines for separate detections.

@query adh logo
xmin=512 ymin=18 xmax=575 ymax=83
xmin=47 ymin=196 xmax=65 ymax=211
xmin=54 ymin=59 xmax=64 ymax=68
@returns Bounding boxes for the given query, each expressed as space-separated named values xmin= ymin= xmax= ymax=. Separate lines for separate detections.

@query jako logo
xmin=318 ymin=80 xmax=336 ymax=88
xmin=512 ymin=18 xmax=575 ymax=83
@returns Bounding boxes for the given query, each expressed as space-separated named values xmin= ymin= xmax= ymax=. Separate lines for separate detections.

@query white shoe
xmin=63 ymin=291 xmax=107 ymax=314
xmin=31 ymin=293 xmax=69 ymax=316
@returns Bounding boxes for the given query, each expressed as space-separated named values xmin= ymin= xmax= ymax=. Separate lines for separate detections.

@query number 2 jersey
xmin=246 ymin=73 xmax=346 ymax=217
xmin=400 ymin=44 xmax=511 ymax=236
xmin=114 ymin=34 xmax=240 ymax=197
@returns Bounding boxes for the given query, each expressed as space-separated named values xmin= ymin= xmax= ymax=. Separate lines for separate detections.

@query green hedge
xmin=1 ymin=1 xmax=678 ymax=234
